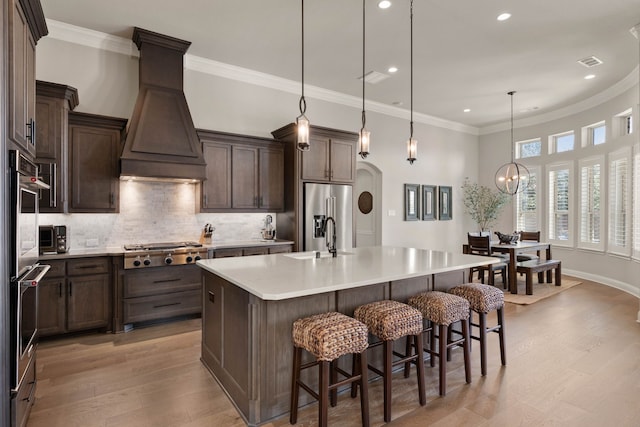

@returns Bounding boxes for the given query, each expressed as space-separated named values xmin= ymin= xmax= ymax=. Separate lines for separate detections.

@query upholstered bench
xmin=516 ymin=259 xmax=561 ymax=295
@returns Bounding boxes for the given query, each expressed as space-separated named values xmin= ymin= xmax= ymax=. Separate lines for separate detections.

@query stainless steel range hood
xmin=120 ymin=27 xmax=206 ymax=182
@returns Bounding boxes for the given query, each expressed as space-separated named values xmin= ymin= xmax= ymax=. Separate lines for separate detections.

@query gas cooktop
xmin=123 ymin=241 xmax=203 ymax=251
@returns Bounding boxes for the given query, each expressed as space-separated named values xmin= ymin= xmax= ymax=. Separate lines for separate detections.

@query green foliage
xmin=461 ymin=179 xmax=510 ymax=231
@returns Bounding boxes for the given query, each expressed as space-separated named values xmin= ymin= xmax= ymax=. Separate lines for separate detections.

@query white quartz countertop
xmin=196 ymin=246 xmax=499 ymax=300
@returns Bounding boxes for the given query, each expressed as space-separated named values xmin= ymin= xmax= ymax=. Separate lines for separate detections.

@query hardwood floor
xmin=29 ymin=277 xmax=640 ymax=427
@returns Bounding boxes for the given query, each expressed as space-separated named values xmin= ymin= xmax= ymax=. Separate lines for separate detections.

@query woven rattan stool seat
xmin=354 ymin=300 xmax=423 ymax=341
xmin=292 ymin=312 xmax=369 ymax=362
xmin=449 ymin=283 xmax=504 ymax=313
xmin=408 ymin=291 xmax=469 ymax=325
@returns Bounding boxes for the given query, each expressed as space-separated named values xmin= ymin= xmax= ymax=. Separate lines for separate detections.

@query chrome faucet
xmin=324 ymin=216 xmax=337 ymax=257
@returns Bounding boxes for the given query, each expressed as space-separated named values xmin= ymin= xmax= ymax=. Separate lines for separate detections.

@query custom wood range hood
xmin=120 ymin=27 xmax=206 ymax=182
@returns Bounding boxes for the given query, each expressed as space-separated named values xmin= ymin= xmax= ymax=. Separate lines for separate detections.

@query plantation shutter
xmin=548 ymin=164 xmax=572 ymax=244
xmin=578 ymin=157 xmax=603 ymax=250
xmin=516 ymin=168 xmax=538 ymax=231
xmin=608 ymin=148 xmax=630 ymax=256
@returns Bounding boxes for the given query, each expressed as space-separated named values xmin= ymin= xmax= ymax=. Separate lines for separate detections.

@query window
xmin=633 ymin=145 xmax=640 ymax=260
xmin=548 ymin=163 xmax=573 ymax=245
xmin=515 ymin=167 xmax=539 ymax=232
xmin=582 ymin=122 xmax=606 ymax=147
xmin=550 ymin=131 xmax=575 ymax=153
xmin=578 ymin=157 xmax=604 ymax=250
xmin=517 ymin=139 xmax=541 ymax=159
xmin=614 ymin=109 xmax=633 ymax=137
xmin=608 ymin=148 xmax=631 ymax=256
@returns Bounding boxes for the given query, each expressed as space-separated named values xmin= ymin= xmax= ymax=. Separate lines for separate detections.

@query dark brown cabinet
xmin=198 ymin=129 xmax=284 ymax=212
xmin=35 ymin=81 xmax=79 ymax=212
xmin=300 ymin=132 xmax=356 ymax=183
xmin=8 ymin=0 xmax=47 ymax=159
xmin=38 ymin=257 xmax=112 ymax=337
xmin=68 ymin=112 xmax=126 ymax=213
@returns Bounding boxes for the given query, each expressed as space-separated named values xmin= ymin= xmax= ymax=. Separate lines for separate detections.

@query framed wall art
xmin=438 ymin=185 xmax=452 ymax=220
xmin=421 ymin=185 xmax=437 ymax=221
xmin=404 ymin=183 xmax=420 ymax=221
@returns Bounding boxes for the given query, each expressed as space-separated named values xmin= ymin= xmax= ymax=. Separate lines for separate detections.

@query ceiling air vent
xmin=577 ymin=56 xmax=603 ymax=68
xmin=359 ymin=71 xmax=389 ymax=84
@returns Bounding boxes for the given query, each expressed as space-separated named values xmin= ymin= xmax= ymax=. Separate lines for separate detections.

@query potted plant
xmin=461 ymin=179 xmax=510 ymax=233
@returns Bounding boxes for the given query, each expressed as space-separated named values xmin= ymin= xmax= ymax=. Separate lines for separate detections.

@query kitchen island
xmin=196 ymin=246 xmax=497 ymax=426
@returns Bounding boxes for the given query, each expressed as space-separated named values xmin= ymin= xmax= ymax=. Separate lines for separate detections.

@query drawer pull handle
xmin=153 ymin=302 xmax=181 ymax=308
xmin=77 ymin=265 xmax=100 ymax=269
xmin=153 ymin=278 xmax=181 ymax=284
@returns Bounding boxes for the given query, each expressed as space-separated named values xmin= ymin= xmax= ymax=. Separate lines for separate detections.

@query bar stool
xmin=449 ymin=283 xmax=506 ymax=375
xmin=354 ymin=300 xmax=425 ymax=423
xmin=407 ymin=291 xmax=471 ymax=396
xmin=290 ymin=312 xmax=370 ymax=427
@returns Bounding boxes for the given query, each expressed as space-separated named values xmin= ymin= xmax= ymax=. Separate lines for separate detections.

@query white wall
xmin=35 ymin=35 xmax=480 ymax=254
xmin=479 ymin=86 xmax=640 ymax=298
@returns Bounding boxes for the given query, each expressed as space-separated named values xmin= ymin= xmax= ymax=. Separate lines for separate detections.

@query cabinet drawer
xmin=268 ymin=245 xmax=292 ymax=254
xmin=42 ymin=259 xmax=66 ymax=277
xmin=124 ymin=265 xmax=201 ymax=298
xmin=243 ymin=247 xmax=269 ymax=256
xmin=123 ymin=290 xmax=201 ymax=323
xmin=67 ymin=257 xmax=110 ymax=276
xmin=214 ymin=248 xmax=243 ymax=258
xmin=13 ymin=355 xmax=36 ymax=427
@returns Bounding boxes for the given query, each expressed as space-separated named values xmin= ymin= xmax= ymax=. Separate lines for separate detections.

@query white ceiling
xmin=40 ymin=0 xmax=640 ymax=129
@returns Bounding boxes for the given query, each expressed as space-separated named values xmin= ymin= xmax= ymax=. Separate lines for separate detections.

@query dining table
xmin=489 ymin=240 xmax=552 ymax=294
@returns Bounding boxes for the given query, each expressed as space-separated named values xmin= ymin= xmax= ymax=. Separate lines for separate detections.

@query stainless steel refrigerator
xmin=303 ymin=183 xmax=353 ymax=252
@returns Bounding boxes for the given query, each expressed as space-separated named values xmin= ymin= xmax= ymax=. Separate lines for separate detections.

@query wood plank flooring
xmin=28 ymin=277 xmax=640 ymax=427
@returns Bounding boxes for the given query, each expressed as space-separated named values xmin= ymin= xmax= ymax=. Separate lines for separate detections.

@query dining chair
xmin=517 ymin=230 xmax=541 ymax=262
xmin=466 ymin=234 xmax=508 ymax=287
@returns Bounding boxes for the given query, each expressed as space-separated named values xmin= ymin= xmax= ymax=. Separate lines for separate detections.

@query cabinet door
xmin=232 ymin=145 xmax=259 ymax=209
xmin=35 ymin=96 xmax=61 ymax=159
xmin=202 ymin=274 xmax=223 ymax=364
xmin=8 ymin=0 xmax=36 ymax=157
xmin=329 ymin=138 xmax=356 ymax=183
xmin=259 ymin=148 xmax=284 ymax=210
xmin=38 ymin=278 xmax=66 ymax=337
xmin=69 ymin=125 xmax=120 ymax=212
xmin=67 ymin=274 xmax=110 ymax=331
xmin=301 ymin=137 xmax=330 ymax=181
xmin=201 ymin=142 xmax=232 ymax=210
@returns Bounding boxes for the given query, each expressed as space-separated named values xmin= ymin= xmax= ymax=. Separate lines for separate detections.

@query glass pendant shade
xmin=296 ymin=115 xmax=310 ymax=151
xmin=494 ymin=161 xmax=530 ymax=195
xmin=358 ymin=128 xmax=370 ymax=158
xmin=407 ymin=137 xmax=417 ymax=164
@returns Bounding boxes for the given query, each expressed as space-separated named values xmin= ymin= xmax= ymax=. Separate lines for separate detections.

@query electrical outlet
xmin=86 ymin=238 xmax=99 ymax=247
xmin=388 ymin=209 xmax=396 ymax=217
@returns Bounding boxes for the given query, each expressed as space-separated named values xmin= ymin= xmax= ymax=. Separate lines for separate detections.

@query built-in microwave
xmin=39 ymin=225 xmax=68 ymax=254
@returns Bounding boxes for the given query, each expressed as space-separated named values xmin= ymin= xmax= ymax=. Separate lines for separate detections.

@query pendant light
xmin=406 ymin=0 xmax=417 ymax=164
xmin=358 ymin=0 xmax=370 ymax=159
xmin=296 ymin=0 xmax=310 ymax=151
xmin=494 ymin=91 xmax=530 ymax=194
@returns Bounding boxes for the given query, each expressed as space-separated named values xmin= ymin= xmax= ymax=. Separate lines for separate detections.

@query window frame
xmin=549 ymin=131 xmax=575 ymax=154
xmin=546 ymin=162 xmax=574 ymax=247
xmin=607 ymin=147 xmax=632 ymax=256
xmin=516 ymin=138 xmax=542 ymax=159
xmin=514 ymin=165 xmax=541 ymax=233
xmin=581 ymin=121 xmax=606 ymax=147
xmin=578 ymin=156 xmax=605 ymax=251
xmin=613 ymin=108 xmax=633 ymax=137
xmin=632 ymin=144 xmax=640 ymax=261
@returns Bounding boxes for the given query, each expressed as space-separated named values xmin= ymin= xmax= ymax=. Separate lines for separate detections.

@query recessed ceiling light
xmin=378 ymin=1 xmax=391 ymax=9
xmin=388 ymin=66 xmax=398 ymax=73
xmin=497 ymin=13 xmax=511 ymax=21
xmin=463 ymin=108 xmax=471 ymax=113
xmin=584 ymin=74 xmax=596 ymax=80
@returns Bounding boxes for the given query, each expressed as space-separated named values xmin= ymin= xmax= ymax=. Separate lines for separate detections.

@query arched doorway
xmin=355 ymin=162 xmax=382 ymax=247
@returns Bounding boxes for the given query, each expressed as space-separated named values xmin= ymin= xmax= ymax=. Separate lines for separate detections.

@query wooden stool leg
xmin=547 ymin=268 xmax=552 ymax=283
xmin=403 ymin=335 xmax=412 ymax=378
xmin=358 ymin=352 xmax=370 ymax=427
xmin=415 ymin=333 xmax=426 ymax=406
xmin=439 ymin=324 xmax=447 ymax=396
xmin=350 ymin=354 xmax=358 ymax=398
xmin=383 ymin=340 xmax=393 ymax=422
xmin=555 ymin=265 xmax=562 ymax=286
xmin=329 ymin=360 xmax=337 ymax=407
xmin=290 ymin=346 xmax=302 ymax=424
xmin=430 ymin=324 xmax=436 ymax=367
xmin=538 ymin=271 xmax=544 ymax=283
xmin=446 ymin=326 xmax=453 ymax=362
xmin=319 ymin=361 xmax=330 ymax=427
xmin=479 ymin=312 xmax=488 ymax=376
xmin=462 ymin=316 xmax=471 ymax=384
xmin=497 ymin=307 xmax=506 ymax=366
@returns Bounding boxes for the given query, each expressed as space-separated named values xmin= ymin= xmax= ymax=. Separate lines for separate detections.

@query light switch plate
xmin=388 ymin=209 xmax=396 ymax=216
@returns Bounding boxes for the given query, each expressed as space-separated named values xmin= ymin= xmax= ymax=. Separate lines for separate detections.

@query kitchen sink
xmin=284 ymin=251 xmax=354 ymax=260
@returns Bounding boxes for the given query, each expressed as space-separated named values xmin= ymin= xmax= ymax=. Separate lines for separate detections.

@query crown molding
xmin=46 ymin=20 xmax=478 ymax=135
xmin=480 ymin=66 xmax=639 ymax=136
